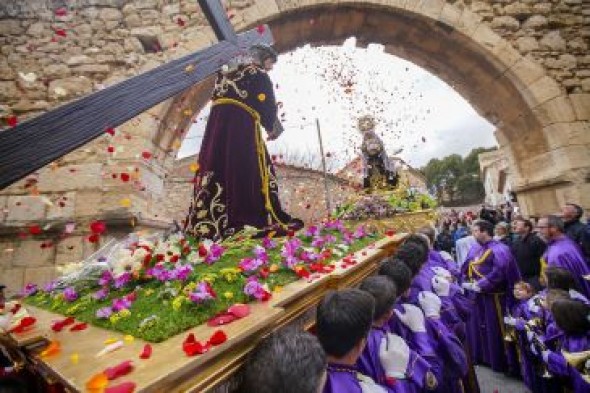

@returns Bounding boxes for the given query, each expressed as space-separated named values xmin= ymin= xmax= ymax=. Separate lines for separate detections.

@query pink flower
xmin=243 ymin=276 xmax=271 ymax=301
xmin=262 ymin=237 xmax=277 ymax=249
xmin=239 ymin=257 xmax=264 ymax=272
xmin=98 ymin=270 xmax=113 ymax=286
xmin=189 ymin=282 xmax=216 ymax=303
xmin=22 ymin=283 xmax=38 ymax=297
xmin=114 ymin=272 xmax=132 ymax=289
xmin=96 ymin=306 xmax=113 ymax=319
xmin=112 ymin=296 xmax=132 ymax=312
xmin=204 ymin=243 xmax=225 ymax=264
xmin=93 ymin=287 xmax=109 ymax=301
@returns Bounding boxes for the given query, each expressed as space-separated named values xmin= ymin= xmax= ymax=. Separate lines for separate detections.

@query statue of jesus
xmin=358 ymin=115 xmax=398 ymax=191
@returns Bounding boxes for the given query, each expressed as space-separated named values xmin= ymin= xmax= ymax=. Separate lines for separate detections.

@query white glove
xmin=504 ymin=316 xmax=516 ymax=326
xmin=357 ymin=373 xmax=388 ymax=393
xmin=541 ymin=350 xmax=550 ymax=363
xmin=527 ymin=297 xmax=540 ymax=314
xmin=378 ymin=333 xmax=410 ymax=379
xmin=418 ymin=291 xmax=441 ymax=318
xmin=0 ymin=313 xmax=12 ymax=331
xmin=431 ymin=266 xmax=452 ymax=281
xmin=530 ymin=343 xmax=538 ymax=356
xmin=431 ymin=276 xmax=450 ymax=297
xmin=569 ymin=289 xmax=588 ymax=302
xmin=461 ymin=282 xmax=481 ymax=293
xmin=394 ymin=304 xmax=426 ymax=333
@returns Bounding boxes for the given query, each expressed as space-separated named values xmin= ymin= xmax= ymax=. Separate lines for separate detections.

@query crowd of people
xmin=239 ymin=203 xmax=590 ymax=393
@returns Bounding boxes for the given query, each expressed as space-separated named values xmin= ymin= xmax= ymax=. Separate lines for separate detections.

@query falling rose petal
xmin=6 ymin=115 xmax=18 ymax=127
xmin=28 ymin=224 xmax=42 ymax=235
xmin=105 ymin=382 xmax=136 ymax=393
xmin=208 ymin=330 xmax=227 ymax=346
xmin=88 ymin=234 xmax=100 ymax=243
xmin=141 ymin=151 xmax=152 ymax=160
xmin=256 ymin=25 xmax=265 ymax=34
xmin=55 ymin=8 xmax=68 ymax=17
xmin=90 ymin=220 xmax=106 ymax=234
xmin=139 ymin=344 xmax=152 ymax=360
xmin=107 ymin=146 xmax=115 ymax=153
xmin=105 ymin=127 xmax=115 ymax=136
xmin=120 ymin=173 xmax=130 ymax=182
xmin=177 ymin=17 xmax=186 ymax=27
xmin=54 ymin=28 xmax=67 ymax=37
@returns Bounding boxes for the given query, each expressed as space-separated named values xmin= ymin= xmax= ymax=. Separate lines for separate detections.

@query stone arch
xmin=153 ymin=0 xmax=588 ymax=216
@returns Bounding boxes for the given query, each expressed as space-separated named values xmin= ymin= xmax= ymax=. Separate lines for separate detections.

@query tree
xmin=420 ymin=146 xmax=496 ymax=206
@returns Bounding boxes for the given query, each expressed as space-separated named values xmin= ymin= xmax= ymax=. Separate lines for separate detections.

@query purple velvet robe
xmin=460 ymin=240 xmax=522 ymax=373
xmin=184 ymin=64 xmax=294 ymax=239
xmin=324 ymin=363 xmax=404 ymax=393
xmin=544 ymin=236 xmax=590 ymax=298
xmin=356 ymin=326 xmax=425 ymax=393
xmin=546 ymin=333 xmax=590 ymax=393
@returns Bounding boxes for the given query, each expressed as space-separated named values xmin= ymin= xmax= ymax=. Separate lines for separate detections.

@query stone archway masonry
xmin=0 ymin=0 xmax=588 ymax=295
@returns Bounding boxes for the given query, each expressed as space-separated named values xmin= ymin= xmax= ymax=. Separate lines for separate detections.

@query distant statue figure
xmin=358 ymin=115 xmax=398 ymax=191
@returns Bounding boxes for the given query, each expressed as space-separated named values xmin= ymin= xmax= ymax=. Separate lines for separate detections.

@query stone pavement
xmin=475 ymin=365 xmax=531 ymax=393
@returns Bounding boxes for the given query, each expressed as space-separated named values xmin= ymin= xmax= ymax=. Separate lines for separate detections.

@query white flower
xmin=56 ymin=262 xmax=84 ymax=276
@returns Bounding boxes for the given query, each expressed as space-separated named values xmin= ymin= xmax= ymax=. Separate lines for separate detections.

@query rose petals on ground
xmin=105 ymin=382 xmax=136 ymax=393
xmin=208 ymin=330 xmax=227 ymax=346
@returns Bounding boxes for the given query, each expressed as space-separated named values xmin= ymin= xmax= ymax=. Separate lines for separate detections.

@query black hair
xmin=240 ymin=327 xmax=326 ymax=393
xmin=316 ymin=289 xmax=374 ymax=358
xmin=473 ymin=220 xmax=494 ymax=237
xmin=566 ymin=203 xmax=584 ymax=220
xmin=514 ymin=218 xmax=533 ymax=232
xmin=359 ymin=276 xmax=397 ymax=321
xmin=378 ymin=258 xmax=413 ymax=294
xmin=551 ymin=299 xmax=590 ymax=335
xmin=404 ymin=234 xmax=430 ymax=253
xmin=545 ymin=267 xmax=578 ymax=291
xmin=393 ymin=243 xmax=426 ymax=276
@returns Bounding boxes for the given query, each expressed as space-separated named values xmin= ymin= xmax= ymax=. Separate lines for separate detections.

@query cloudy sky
xmin=178 ymin=38 xmax=497 ymax=171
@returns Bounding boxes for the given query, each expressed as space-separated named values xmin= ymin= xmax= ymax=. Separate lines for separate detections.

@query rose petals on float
xmin=139 ymin=344 xmax=152 ymax=360
xmin=40 ymin=340 xmax=61 ymax=358
xmin=104 ymin=360 xmax=134 ymax=380
xmin=105 ymin=382 xmax=136 ymax=393
xmin=10 ymin=316 xmax=36 ymax=333
xmin=208 ymin=330 xmax=227 ymax=346
xmin=227 ymin=304 xmax=250 ymax=318
xmin=69 ymin=322 xmax=88 ymax=332
xmin=51 ymin=317 xmax=75 ymax=332
xmin=86 ymin=372 xmax=108 ymax=391
xmin=90 ymin=220 xmax=107 ymax=234
xmin=206 ymin=313 xmax=237 ymax=327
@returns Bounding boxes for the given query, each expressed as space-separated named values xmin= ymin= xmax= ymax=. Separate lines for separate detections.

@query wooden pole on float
xmin=315 ymin=118 xmax=332 ymax=213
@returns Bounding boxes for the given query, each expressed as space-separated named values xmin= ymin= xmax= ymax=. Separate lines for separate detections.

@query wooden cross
xmin=0 ymin=0 xmax=273 ymax=189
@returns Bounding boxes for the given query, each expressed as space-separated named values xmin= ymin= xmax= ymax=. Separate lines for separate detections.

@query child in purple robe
xmin=239 ymin=327 xmax=326 ymax=393
xmin=357 ymin=276 xmax=430 ymax=393
xmin=318 ymin=289 xmax=395 ymax=393
xmin=541 ymin=299 xmax=590 ymax=393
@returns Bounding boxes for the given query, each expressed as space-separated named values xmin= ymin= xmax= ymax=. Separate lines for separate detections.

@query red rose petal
xmin=28 ymin=225 xmax=42 ymax=235
xmin=208 ymin=330 xmax=227 ymax=346
xmin=227 ymin=304 xmax=250 ymax=319
xmin=7 ymin=115 xmax=18 ymax=127
xmin=207 ymin=313 xmax=237 ymax=327
xmin=54 ymin=28 xmax=67 ymax=37
xmin=256 ymin=25 xmax=265 ymax=34
xmin=70 ymin=322 xmax=88 ymax=332
xmin=105 ymin=382 xmax=136 ymax=393
xmin=104 ymin=360 xmax=134 ymax=380
xmin=88 ymin=234 xmax=100 ymax=243
xmin=139 ymin=344 xmax=152 ymax=360
xmin=120 ymin=173 xmax=130 ymax=182
xmin=141 ymin=151 xmax=152 ymax=160
xmin=55 ymin=8 xmax=68 ymax=17
xmin=90 ymin=220 xmax=107 ymax=234
xmin=183 ymin=341 xmax=210 ymax=356
xmin=105 ymin=127 xmax=115 ymax=136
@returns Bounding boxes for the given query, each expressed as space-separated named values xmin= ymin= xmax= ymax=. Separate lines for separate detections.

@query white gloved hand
xmin=357 ymin=373 xmax=388 ymax=393
xmin=0 ymin=313 xmax=12 ymax=331
xmin=504 ymin=316 xmax=516 ymax=326
xmin=431 ymin=276 xmax=450 ymax=297
xmin=379 ymin=333 xmax=410 ymax=379
xmin=431 ymin=266 xmax=452 ymax=281
xmin=530 ymin=343 xmax=538 ymax=356
xmin=526 ymin=330 xmax=535 ymax=342
xmin=461 ymin=282 xmax=481 ymax=293
xmin=541 ymin=350 xmax=551 ymax=363
xmin=569 ymin=289 xmax=588 ymax=302
xmin=418 ymin=291 xmax=441 ymax=318
xmin=394 ymin=304 xmax=426 ymax=333
xmin=527 ymin=297 xmax=540 ymax=314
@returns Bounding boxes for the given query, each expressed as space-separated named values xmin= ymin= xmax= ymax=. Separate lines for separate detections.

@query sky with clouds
xmin=178 ymin=39 xmax=498 ymax=171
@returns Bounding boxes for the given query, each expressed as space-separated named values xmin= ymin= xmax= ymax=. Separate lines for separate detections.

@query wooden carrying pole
xmin=316 ymin=118 xmax=332 ymax=213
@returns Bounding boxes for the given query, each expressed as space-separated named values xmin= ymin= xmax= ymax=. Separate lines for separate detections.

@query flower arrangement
xmin=24 ymin=220 xmax=376 ymax=342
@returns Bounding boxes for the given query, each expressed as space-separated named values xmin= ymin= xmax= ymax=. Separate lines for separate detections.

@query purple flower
xmin=111 ymin=297 xmax=131 ymax=312
xmin=324 ymin=219 xmax=344 ymax=231
xmin=22 ymin=283 xmax=38 ymax=297
xmin=353 ymin=225 xmax=367 ymax=239
xmin=96 ymin=306 xmax=113 ymax=319
xmin=253 ymin=246 xmax=268 ymax=262
xmin=92 ymin=287 xmax=109 ymax=301
xmin=239 ymin=257 xmax=264 ymax=272
xmin=171 ymin=264 xmax=193 ymax=281
xmin=261 ymin=237 xmax=277 ymax=249
xmin=282 ymin=254 xmax=298 ymax=269
xmin=304 ymin=225 xmax=319 ymax=237
xmin=342 ymin=231 xmax=354 ymax=245
xmin=63 ymin=287 xmax=78 ymax=302
xmin=300 ymin=250 xmax=320 ymax=262
xmin=189 ymin=282 xmax=216 ymax=303
xmin=311 ymin=236 xmax=325 ymax=248
xmin=98 ymin=270 xmax=113 ymax=286
xmin=114 ymin=272 xmax=132 ymax=289
xmin=43 ymin=281 xmax=57 ymax=293
xmin=243 ymin=276 xmax=269 ymax=300
xmin=324 ymin=234 xmax=337 ymax=244
xmin=204 ymin=243 xmax=225 ymax=264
